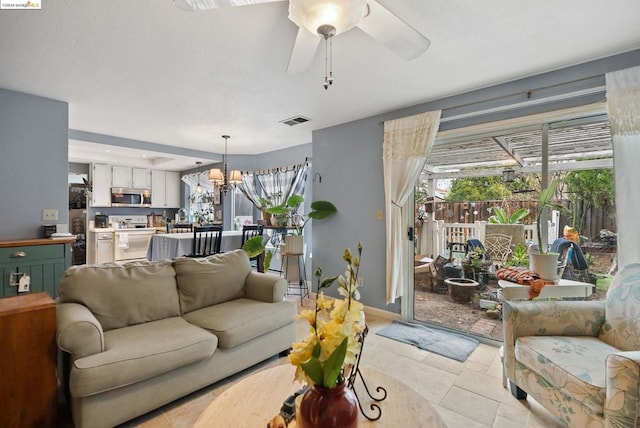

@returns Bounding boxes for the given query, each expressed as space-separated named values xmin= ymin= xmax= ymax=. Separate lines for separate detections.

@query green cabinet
xmin=0 ymin=239 xmax=73 ymax=298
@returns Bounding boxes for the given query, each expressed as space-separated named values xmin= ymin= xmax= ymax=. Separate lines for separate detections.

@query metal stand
xmin=346 ymin=325 xmax=387 ymax=421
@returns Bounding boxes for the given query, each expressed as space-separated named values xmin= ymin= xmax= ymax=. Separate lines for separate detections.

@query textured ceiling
xmin=1 ymin=0 xmax=639 ymax=169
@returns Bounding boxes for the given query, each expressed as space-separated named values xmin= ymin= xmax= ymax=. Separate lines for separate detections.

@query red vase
xmin=297 ymin=382 xmax=359 ymax=428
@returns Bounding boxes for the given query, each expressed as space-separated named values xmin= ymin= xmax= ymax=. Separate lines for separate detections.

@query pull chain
xmin=323 ymin=36 xmax=330 ymax=90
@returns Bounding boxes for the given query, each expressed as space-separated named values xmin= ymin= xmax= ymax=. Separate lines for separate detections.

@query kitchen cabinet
xmin=0 ymin=238 xmax=74 ymax=299
xmin=90 ymin=163 xmax=112 ymax=207
xmin=0 ymin=292 xmax=57 ymax=428
xmin=151 ymin=170 xmax=181 ymax=208
xmin=133 ymin=167 xmax=152 ymax=189
xmin=87 ymin=230 xmax=114 ymax=264
xmin=112 ymin=166 xmax=151 ymax=189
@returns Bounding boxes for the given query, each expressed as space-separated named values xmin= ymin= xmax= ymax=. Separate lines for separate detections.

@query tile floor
xmin=88 ymin=296 xmax=564 ymax=428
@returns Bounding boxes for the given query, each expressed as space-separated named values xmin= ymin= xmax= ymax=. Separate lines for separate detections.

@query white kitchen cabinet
xmin=111 ymin=166 xmax=132 ymax=188
xmin=151 ymin=170 xmax=181 ymax=208
xmin=112 ymin=166 xmax=151 ymax=189
xmin=132 ymin=168 xmax=151 ymax=189
xmin=165 ymin=171 xmax=181 ymax=207
xmin=90 ymin=163 xmax=112 ymax=207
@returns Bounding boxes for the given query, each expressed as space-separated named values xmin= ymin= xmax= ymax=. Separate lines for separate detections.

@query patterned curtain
xmin=383 ymin=111 xmax=441 ymax=304
xmin=606 ymin=65 xmax=640 ymax=268
xmin=236 ymin=161 xmax=309 ymax=210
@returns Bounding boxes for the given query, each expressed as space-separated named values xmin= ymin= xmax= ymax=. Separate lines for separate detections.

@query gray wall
xmin=311 ymin=49 xmax=640 ymax=313
xmin=0 ymin=88 xmax=68 ymax=239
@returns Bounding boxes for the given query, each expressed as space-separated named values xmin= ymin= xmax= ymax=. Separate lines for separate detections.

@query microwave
xmin=111 ymin=187 xmax=151 ymax=207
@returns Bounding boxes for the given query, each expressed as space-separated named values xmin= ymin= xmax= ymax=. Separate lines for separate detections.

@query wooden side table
xmin=0 ymin=292 xmax=57 ymax=428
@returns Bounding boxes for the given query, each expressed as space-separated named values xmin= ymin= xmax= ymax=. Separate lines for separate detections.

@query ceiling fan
xmin=173 ymin=0 xmax=430 ymax=77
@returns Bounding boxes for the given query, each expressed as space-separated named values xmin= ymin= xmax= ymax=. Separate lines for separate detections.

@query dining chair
xmin=190 ymin=225 xmax=222 ymax=257
xmin=241 ymin=224 xmax=264 ymax=269
xmin=167 ymin=223 xmax=193 ymax=233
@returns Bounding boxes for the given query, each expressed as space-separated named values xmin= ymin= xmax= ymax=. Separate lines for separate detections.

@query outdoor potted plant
xmin=529 ymin=179 xmax=569 ymax=280
xmin=461 ymin=247 xmax=491 ymax=285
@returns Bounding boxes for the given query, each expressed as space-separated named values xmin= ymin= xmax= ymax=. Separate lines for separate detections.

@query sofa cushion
xmin=600 ymin=264 xmax=640 ymax=351
xmin=174 ymin=250 xmax=252 ymax=314
xmin=70 ymin=317 xmax=216 ymax=398
xmin=516 ymin=336 xmax=619 ymax=415
xmin=183 ymin=298 xmax=296 ymax=349
xmin=59 ymin=260 xmax=180 ymax=331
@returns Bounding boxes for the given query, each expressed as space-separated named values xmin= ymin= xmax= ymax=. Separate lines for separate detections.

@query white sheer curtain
xmin=606 ymin=65 xmax=640 ymax=268
xmin=383 ymin=111 xmax=441 ymax=304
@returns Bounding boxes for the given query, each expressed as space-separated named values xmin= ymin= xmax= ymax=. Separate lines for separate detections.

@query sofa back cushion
xmin=58 ymin=260 xmax=180 ymax=331
xmin=174 ymin=250 xmax=251 ymax=314
xmin=599 ymin=263 xmax=640 ymax=351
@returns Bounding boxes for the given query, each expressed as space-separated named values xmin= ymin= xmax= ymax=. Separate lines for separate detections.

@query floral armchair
xmin=503 ymin=263 xmax=640 ymax=427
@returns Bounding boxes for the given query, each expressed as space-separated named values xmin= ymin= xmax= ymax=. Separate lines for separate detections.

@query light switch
xmin=43 ymin=209 xmax=58 ymax=221
xmin=376 ymin=210 xmax=383 ymax=220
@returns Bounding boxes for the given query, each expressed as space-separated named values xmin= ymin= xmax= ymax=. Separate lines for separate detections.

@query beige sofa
xmin=56 ymin=250 xmax=297 ymax=428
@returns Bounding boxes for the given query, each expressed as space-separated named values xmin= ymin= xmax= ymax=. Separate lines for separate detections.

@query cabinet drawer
xmin=0 ymin=245 xmax=65 ymax=263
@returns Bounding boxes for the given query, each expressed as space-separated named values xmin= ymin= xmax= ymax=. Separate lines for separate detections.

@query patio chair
xmin=484 ymin=234 xmax=513 ymax=272
xmin=551 ymin=238 xmax=590 ymax=280
xmin=502 ymin=264 xmax=640 ymax=427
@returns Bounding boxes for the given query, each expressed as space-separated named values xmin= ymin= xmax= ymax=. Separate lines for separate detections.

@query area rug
xmin=375 ymin=320 xmax=479 ymax=362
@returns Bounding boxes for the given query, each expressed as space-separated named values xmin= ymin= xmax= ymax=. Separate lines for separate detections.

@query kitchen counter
xmin=0 ymin=237 xmax=76 ymax=248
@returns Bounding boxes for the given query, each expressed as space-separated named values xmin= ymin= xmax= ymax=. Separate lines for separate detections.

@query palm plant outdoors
xmin=535 ymin=179 xmax=569 ymax=254
xmin=488 ymin=206 xmax=529 ymax=224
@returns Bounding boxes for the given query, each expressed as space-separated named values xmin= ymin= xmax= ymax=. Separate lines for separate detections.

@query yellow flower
xmin=288 ymin=242 xmax=365 ymax=388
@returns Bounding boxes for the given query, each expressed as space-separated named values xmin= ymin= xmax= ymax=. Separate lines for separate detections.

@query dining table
xmin=146 ymin=231 xmax=244 ymax=261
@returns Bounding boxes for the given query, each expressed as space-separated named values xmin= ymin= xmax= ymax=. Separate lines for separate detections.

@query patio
xmin=411 ymin=104 xmax=616 ymax=339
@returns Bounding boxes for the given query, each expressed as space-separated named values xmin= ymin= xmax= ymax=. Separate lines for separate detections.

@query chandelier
xmin=208 ymin=135 xmax=242 ymax=194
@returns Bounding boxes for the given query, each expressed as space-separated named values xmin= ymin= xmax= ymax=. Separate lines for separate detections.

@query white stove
xmin=109 ymin=215 xmax=153 ymax=230
xmin=109 ymin=215 xmax=156 ymax=261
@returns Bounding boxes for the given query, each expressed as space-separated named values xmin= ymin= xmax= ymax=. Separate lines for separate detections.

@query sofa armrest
xmin=606 ymin=351 xmax=640 ymax=426
xmin=244 ymin=271 xmax=288 ymax=303
xmin=56 ymin=302 xmax=104 ymax=359
xmin=503 ymin=300 xmax=605 ymax=380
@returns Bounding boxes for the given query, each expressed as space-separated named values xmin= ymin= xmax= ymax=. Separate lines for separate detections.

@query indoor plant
xmin=266 ymin=194 xmax=337 ymax=235
xmin=289 ymin=242 xmax=365 ymax=428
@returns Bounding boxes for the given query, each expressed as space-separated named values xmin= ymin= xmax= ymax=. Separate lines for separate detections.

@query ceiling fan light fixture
xmin=288 ymin=0 xmax=367 ymax=37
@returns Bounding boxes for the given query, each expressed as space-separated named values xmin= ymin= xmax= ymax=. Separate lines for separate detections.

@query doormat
xmin=376 ymin=320 xmax=479 ymax=362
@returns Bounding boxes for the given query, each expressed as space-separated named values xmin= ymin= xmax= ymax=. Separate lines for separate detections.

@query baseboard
xmin=308 ymin=291 xmax=400 ymax=321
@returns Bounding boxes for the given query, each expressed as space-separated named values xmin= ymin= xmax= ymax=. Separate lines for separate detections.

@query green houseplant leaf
xmin=241 ymin=235 xmax=264 ymax=258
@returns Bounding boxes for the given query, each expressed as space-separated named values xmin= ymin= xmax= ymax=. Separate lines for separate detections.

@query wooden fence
xmin=426 ymin=200 xmax=616 ymax=240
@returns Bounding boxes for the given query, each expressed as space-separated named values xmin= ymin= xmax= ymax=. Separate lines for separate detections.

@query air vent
xmin=280 ymin=115 xmax=311 ymax=126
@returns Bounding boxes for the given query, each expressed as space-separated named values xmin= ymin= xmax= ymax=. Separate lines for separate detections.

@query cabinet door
xmin=132 ymin=168 xmax=151 ymax=189
xmin=112 ymin=166 xmax=132 ymax=188
xmin=151 ymin=170 xmax=166 ymax=207
xmin=165 ymin=171 xmax=181 ymax=208
xmin=96 ymin=239 xmax=114 ymax=264
xmin=91 ymin=164 xmax=112 ymax=207
xmin=0 ymin=244 xmax=69 ymax=298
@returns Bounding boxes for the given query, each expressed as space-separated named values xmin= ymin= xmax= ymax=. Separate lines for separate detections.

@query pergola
xmin=417 ymin=103 xmax=614 ymax=255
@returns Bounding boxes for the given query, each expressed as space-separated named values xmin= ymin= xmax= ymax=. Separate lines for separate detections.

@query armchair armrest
xmin=245 ymin=271 xmax=288 ymax=303
xmin=606 ymin=351 xmax=640 ymax=427
xmin=56 ymin=302 xmax=104 ymax=359
xmin=503 ymin=300 xmax=605 ymax=380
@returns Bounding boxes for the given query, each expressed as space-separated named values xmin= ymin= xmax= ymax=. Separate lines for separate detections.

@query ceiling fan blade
xmin=173 ymin=0 xmax=282 ymax=12
xmin=286 ymin=27 xmax=321 ymax=74
xmin=357 ymin=0 xmax=430 ymax=60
